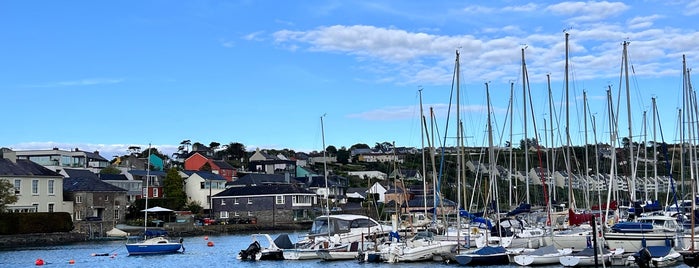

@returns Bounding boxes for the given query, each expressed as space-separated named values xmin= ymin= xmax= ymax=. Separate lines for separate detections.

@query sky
xmin=2 ymin=1 xmax=699 ymax=160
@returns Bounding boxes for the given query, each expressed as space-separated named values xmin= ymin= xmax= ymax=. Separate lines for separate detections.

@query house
xmin=0 ymin=149 xmax=73 ymax=214
xmin=180 ymin=171 xmax=227 ymax=213
xmin=99 ymin=173 xmax=141 ymax=203
xmin=296 ymin=166 xmax=317 ymax=178
xmin=128 ymin=170 xmax=167 ymax=199
xmin=358 ymin=153 xmax=404 ymax=163
xmin=388 ymin=169 xmax=423 ymax=181
xmin=63 ymin=169 xmax=128 ymax=224
xmin=184 ymin=152 xmax=237 ymax=181
xmin=14 ymin=147 xmax=110 ymax=172
xmin=212 ymin=184 xmax=316 ymax=225
xmin=347 ymin=171 xmax=387 ymax=181
xmin=248 ymin=149 xmax=296 ymax=176
xmin=384 ymin=183 xmax=412 ymax=207
xmin=227 ymin=173 xmax=301 ymax=187
xmin=294 ymin=152 xmax=309 ymax=167
xmin=296 ymin=175 xmax=347 ymax=204
xmin=366 ymin=182 xmax=387 ymax=203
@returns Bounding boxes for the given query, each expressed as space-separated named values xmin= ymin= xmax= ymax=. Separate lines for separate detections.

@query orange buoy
xmin=204 ymin=236 xmax=208 ymax=240
xmin=207 ymin=241 xmax=214 ymax=247
xmin=69 ymin=259 xmax=75 ymax=264
xmin=35 ymin=259 xmax=44 ymax=266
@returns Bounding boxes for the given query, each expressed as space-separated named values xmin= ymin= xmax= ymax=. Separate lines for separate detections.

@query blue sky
xmin=2 ymin=1 xmax=699 ymax=159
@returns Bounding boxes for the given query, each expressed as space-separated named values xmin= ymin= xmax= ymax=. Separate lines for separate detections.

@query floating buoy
xmin=204 ymin=236 xmax=208 ymax=240
xmin=35 ymin=259 xmax=44 ymax=266
xmin=69 ymin=259 xmax=75 ymax=264
xmin=207 ymin=241 xmax=214 ymax=247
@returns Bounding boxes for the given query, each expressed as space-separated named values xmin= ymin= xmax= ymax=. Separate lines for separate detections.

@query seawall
xmin=0 ymin=232 xmax=88 ymax=249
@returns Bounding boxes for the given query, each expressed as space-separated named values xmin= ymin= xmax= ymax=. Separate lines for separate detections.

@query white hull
xmin=316 ymin=250 xmax=358 ymax=260
xmin=383 ymin=240 xmax=457 ymax=263
xmin=544 ymin=230 xmax=599 ymax=251
xmin=283 ymin=248 xmax=323 ymax=260
xmin=604 ymin=232 xmax=676 ymax=252
xmin=513 ymin=248 xmax=573 ymax=266
xmin=559 ymin=248 xmax=624 ymax=267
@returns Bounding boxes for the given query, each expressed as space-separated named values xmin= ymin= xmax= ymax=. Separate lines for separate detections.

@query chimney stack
xmin=0 ymin=148 xmax=17 ymax=163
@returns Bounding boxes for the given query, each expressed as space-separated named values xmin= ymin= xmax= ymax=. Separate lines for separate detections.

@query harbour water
xmin=0 ymin=231 xmax=690 ymax=268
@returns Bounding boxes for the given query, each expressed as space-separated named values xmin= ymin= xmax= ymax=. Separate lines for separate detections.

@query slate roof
xmin=64 ymin=168 xmax=98 ymax=179
xmin=99 ymin=174 xmax=129 ymax=181
xmin=303 ymin=175 xmax=343 ymax=188
xmin=229 ymin=173 xmax=299 ymax=186
xmin=182 ymin=170 xmax=227 ymax=181
xmin=64 ymin=176 xmax=127 ymax=192
xmin=405 ymin=195 xmax=457 ymax=207
xmin=82 ymin=151 xmax=108 ymax=161
xmin=214 ymin=184 xmax=314 ymax=197
xmin=0 ymin=159 xmax=61 ymax=177
xmin=212 ymin=160 xmax=235 ymax=170
xmin=128 ymin=170 xmax=168 ymax=177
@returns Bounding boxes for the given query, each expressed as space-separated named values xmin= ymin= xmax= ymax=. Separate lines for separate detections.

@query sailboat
xmin=125 ymin=145 xmax=183 ymax=255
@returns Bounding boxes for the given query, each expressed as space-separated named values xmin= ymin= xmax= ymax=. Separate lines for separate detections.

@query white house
xmin=366 ymin=182 xmax=388 ymax=203
xmin=0 ymin=149 xmax=73 ymax=214
xmin=180 ymin=171 xmax=227 ymax=209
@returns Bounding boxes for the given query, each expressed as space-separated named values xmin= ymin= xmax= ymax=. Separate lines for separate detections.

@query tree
xmin=337 ymin=146 xmax=350 ymax=164
xmin=0 ymin=179 xmax=18 ymax=211
xmin=326 ymin=145 xmax=338 ymax=156
xmin=226 ymin=142 xmax=246 ymax=161
xmin=163 ymin=168 xmax=186 ymax=210
xmin=350 ymin=143 xmax=370 ymax=150
xmin=99 ymin=166 xmax=121 ymax=175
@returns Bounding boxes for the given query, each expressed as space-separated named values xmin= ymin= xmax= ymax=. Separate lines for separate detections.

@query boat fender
xmin=471 ymin=227 xmax=479 ymax=235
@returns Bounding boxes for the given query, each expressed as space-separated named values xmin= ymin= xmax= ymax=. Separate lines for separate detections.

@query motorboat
xmin=513 ymin=245 xmax=573 ymax=266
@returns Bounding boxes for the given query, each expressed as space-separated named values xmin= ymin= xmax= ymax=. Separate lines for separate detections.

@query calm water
xmin=0 ymin=231 xmax=691 ymax=268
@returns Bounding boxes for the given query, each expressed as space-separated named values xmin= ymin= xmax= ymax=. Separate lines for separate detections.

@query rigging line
xmin=655 ymin=102 xmax=681 ymax=216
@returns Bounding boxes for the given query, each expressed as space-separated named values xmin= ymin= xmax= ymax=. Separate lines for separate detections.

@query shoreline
xmin=0 ymin=223 xmax=310 ymax=250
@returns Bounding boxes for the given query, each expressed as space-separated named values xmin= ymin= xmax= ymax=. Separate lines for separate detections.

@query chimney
xmin=74 ymin=147 xmax=79 ymax=152
xmin=53 ymin=147 xmax=59 ymax=150
xmin=0 ymin=148 xmax=17 ymax=163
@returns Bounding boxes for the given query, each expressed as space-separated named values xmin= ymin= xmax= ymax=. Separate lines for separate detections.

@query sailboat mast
xmin=509 ymin=82 xmax=514 ymax=207
xmin=320 ymin=114 xmax=331 ymax=235
xmin=419 ymin=89 xmax=427 ymax=216
xmin=486 ymin=83 xmax=500 ymax=221
xmin=522 ymin=47 xmax=530 ymax=205
xmin=623 ymin=41 xmax=637 ymax=202
xmin=565 ymin=32 xmax=574 ymax=211
xmin=652 ymin=97 xmax=658 ymax=200
xmin=144 ymin=143 xmax=151 ymax=236
xmin=584 ymin=91 xmax=590 ymax=208
xmin=548 ymin=74 xmax=556 ymax=201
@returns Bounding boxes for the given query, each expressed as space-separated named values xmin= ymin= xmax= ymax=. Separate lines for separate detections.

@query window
xmin=153 ymin=188 xmax=158 ymax=197
xmin=247 ymin=211 xmax=254 ymax=217
xmin=105 ymin=195 xmax=109 ymax=202
xmin=114 ymin=209 xmax=120 ymax=220
xmin=292 ymin=195 xmax=313 ymax=205
xmin=48 ymin=180 xmax=54 ymax=195
xmin=76 ymin=210 xmax=84 ymax=220
xmin=234 ymin=198 xmax=239 ymax=205
xmin=200 ymin=182 xmax=206 ymax=189
xmin=48 ymin=203 xmax=54 ymax=213
xmin=276 ymin=195 xmax=285 ymax=205
xmin=234 ymin=211 xmax=239 ymax=217
xmin=32 ymin=180 xmax=39 ymax=195
xmin=14 ymin=179 xmax=20 ymax=195
xmin=221 ymin=200 xmax=226 ymax=206
xmin=220 ymin=211 xmax=229 ymax=218
xmin=75 ymin=195 xmax=83 ymax=203
xmin=247 ymin=198 xmax=252 ymax=205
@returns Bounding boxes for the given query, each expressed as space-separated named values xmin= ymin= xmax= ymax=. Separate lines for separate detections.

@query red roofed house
xmin=184 ymin=152 xmax=237 ymax=181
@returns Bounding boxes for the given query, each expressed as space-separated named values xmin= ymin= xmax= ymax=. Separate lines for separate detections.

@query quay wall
xmin=0 ymin=232 xmax=87 ymax=249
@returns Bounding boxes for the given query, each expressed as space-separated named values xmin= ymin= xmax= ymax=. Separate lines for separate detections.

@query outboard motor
xmin=238 ymin=240 xmax=261 ymax=260
xmin=634 ymin=247 xmax=652 ymax=268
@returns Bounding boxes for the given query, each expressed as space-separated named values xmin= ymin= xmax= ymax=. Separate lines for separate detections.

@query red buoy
xmin=69 ymin=259 xmax=75 ymax=264
xmin=35 ymin=259 xmax=44 ymax=266
xmin=204 ymin=236 xmax=209 ymax=240
xmin=207 ymin=241 xmax=214 ymax=247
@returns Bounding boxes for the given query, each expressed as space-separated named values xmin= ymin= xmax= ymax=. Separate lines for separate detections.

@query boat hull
xmin=125 ymin=243 xmax=182 ymax=255
xmin=453 ymin=252 xmax=509 ymax=266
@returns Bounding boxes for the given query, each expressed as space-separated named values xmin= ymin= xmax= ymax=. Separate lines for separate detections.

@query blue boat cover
xmin=144 ymin=230 xmax=168 ymax=237
xmin=636 ymin=246 xmax=672 ymax=258
xmin=473 ymin=246 xmax=506 ymax=255
xmin=611 ymin=222 xmax=653 ymax=233
xmin=273 ymin=234 xmax=294 ymax=249
xmin=506 ymin=203 xmax=531 ymax=216
xmin=472 ymin=217 xmax=493 ymax=229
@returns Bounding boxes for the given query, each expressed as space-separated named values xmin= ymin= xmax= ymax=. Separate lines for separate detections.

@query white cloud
xmin=462 ymin=5 xmax=495 ymax=14
xmin=502 ymin=3 xmax=539 ymax=12
xmin=25 ymin=78 xmax=124 ymax=88
xmin=243 ymin=31 xmax=265 ymax=41
xmin=6 ymin=142 xmax=179 ymax=161
xmin=686 ymin=0 xmax=699 ymax=15
xmin=546 ymin=1 xmax=630 ymax=22
xmin=627 ymin=15 xmax=663 ymax=29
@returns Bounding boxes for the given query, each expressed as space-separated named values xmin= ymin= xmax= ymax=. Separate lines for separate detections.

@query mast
xmin=320 ymin=114 xmax=331 ymax=236
xmin=584 ymin=90 xmax=590 ymax=207
xmin=622 ymin=40 xmax=637 ymax=201
xmin=509 ymin=82 xmax=514 ymax=207
xmin=486 ymin=82 xmax=499 ymax=218
xmin=652 ymin=97 xmax=658 ymax=200
xmin=565 ymin=32 xmax=574 ymax=211
xmin=144 ymin=143 xmax=151 ymax=236
xmin=548 ymin=74 xmax=556 ymax=200
xmin=419 ymin=89 xmax=427 ymax=216
xmin=605 ymin=88 xmax=617 ymax=224
xmin=455 ymin=49 xmax=463 ymax=247
xmin=643 ymin=110 xmax=648 ymax=201
xmin=522 ymin=47 xmax=530 ymax=204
